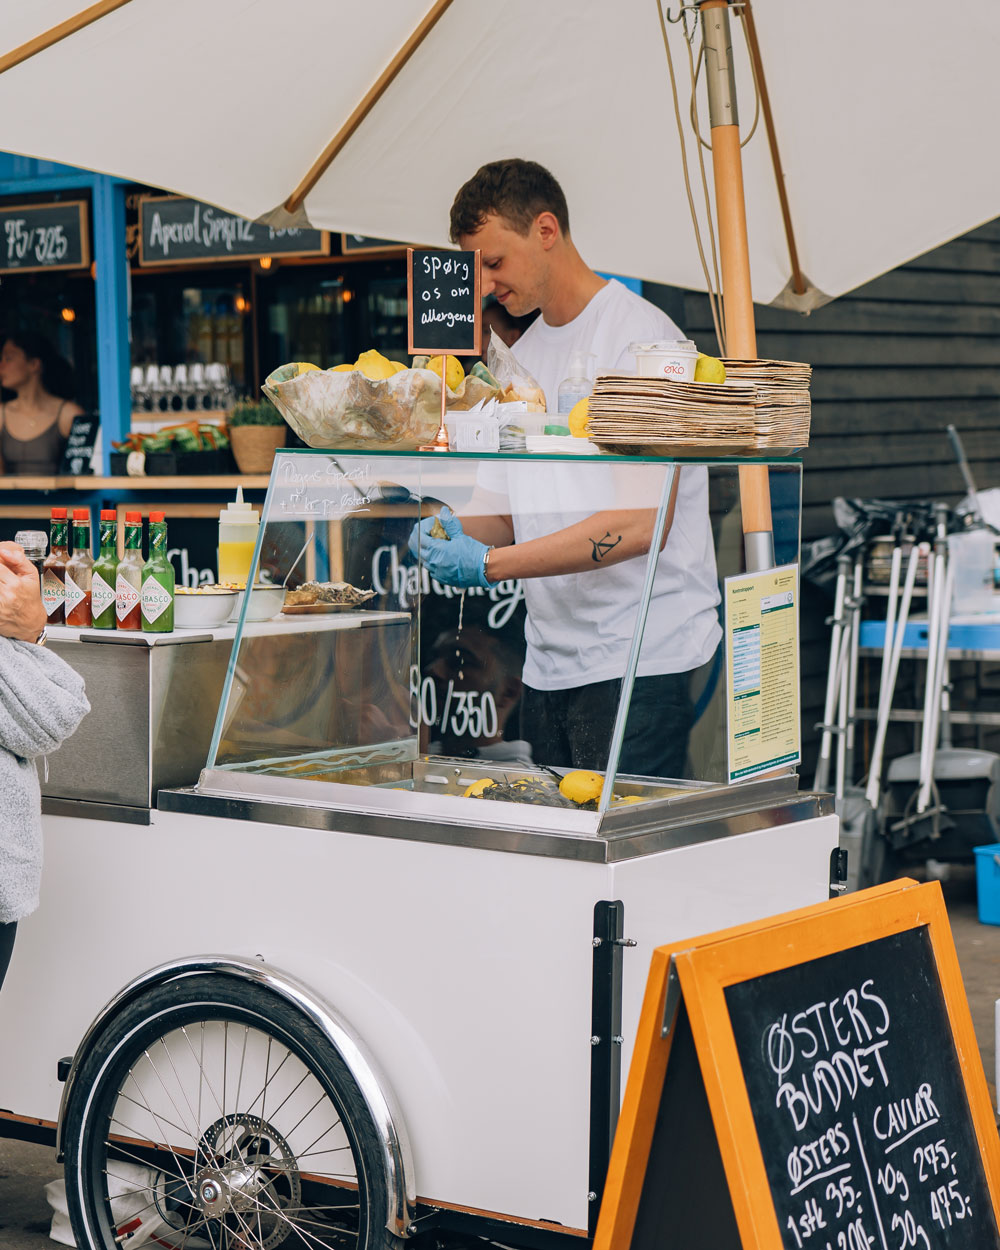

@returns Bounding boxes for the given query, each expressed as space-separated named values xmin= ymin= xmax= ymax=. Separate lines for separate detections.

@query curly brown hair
xmin=450 ymin=159 xmax=570 ymax=242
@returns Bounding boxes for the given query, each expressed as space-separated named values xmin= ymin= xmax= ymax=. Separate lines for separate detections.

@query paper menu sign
xmin=725 ymin=563 xmax=800 ymax=782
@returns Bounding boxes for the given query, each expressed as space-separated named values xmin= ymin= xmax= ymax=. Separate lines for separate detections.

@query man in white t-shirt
xmin=409 ymin=160 xmax=720 ymax=778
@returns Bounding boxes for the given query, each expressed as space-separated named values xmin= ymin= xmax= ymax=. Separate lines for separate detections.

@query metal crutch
xmin=815 ymin=554 xmax=851 ymax=793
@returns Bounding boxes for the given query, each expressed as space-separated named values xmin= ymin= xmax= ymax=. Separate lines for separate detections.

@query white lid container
xmin=628 ymin=338 xmax=700 ymax=381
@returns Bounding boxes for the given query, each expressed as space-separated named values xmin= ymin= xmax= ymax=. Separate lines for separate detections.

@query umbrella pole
xmin=700 ymin=1 xmax=774 ymax=572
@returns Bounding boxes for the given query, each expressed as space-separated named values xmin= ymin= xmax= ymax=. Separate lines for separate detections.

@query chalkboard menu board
xmin=0 ymin=200 xmax=89 ymax=274
xmin=58 ymin=414 xmax=99 ymax=476
xmin=407 ymin=248 xmax=481 ymax=356
xmin=594 ymin=880 xmax=1000 ymax=1250
xmin=138 ymin=196 xmax=329 ymax=265
xmin=727 ymin=924 xmax=998 ymax=1250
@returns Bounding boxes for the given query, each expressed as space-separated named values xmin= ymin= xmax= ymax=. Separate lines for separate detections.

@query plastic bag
xmin=486 ymin=331 xmax=546 ymax=411
xmin=263 ymin=363 xmax=500 ymax=450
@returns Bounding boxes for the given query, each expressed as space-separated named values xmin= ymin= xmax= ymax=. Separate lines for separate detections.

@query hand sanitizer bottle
xmin=549 ymin=350 xmax=596 ymax=434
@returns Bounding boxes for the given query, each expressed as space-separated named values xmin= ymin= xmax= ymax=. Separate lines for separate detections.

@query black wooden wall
xmin=648 ymin=218 xmax=1000 ymax=776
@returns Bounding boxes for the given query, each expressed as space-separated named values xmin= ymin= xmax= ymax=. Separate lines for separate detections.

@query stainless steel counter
xmin=159 ymin=772 xmax=832 ymax=863
xmin=45 ymin=628 xmax=232 ymax=811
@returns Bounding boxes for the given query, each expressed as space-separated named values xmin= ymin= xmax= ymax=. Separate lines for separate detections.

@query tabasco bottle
xmin=141 ymin=512 xmax=174 ymax=632
xmin=91 ymin=511 xmax=119 ymax=630
xmin=41 ymin=507 xmax=69 ymax=624
xmin=64 ymin=509 xmax=93 ymax=627
xmin=115 ymin=512 xmax=144 ymax=631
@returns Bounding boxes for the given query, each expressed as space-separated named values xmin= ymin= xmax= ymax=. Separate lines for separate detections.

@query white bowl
xmin=228 ymin=584 xmax=285 ymax=622
xmin=174 ymin=589 xmax=238 ymax=629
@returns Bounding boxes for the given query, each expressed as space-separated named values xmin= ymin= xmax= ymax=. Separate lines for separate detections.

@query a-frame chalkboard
xmin=595 ymin=880 xmax=1000 ymax=1250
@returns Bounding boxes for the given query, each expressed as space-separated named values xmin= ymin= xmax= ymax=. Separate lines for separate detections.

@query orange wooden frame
xmin=595 ymin=879 xmax=1000 ymax=1250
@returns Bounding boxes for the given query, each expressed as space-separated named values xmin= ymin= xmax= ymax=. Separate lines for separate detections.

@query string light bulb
xmin=259 ymin=256 xmax=273 ymax=270
xmin=61 ymin=307 xmax=76 ymax=323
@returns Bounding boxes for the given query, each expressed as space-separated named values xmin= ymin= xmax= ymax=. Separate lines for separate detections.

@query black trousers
xmin=0 ymin=921 xmax=16 ymax=993
xmin=520 ymin=670 xmax=695 ymax=778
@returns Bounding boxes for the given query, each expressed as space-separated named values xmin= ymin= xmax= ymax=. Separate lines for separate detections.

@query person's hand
xmin=407 ymin=506 xmax=491 ymax=589
xmin=0 ymin=542 xmax=47 ymax=642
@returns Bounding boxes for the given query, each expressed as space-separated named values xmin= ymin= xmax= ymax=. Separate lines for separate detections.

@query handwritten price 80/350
xmin=409 ymin=669 xmax=498 ymax=740
xmin=4 ymin=219 xmax=69 ymax=264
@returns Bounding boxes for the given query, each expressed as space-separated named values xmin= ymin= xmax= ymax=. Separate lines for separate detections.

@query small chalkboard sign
xmin=59 ymin=414 xmax=99 ymax=476
xmin=139 ymin=196 xmax=329 ymax=266
xmin=0 ymin=200 xmax=89 ymax=274
xmin=595 ymin=880 xmax=1000 ymax=1250
xmin=407 ymin=248 xmax=481 ymax=356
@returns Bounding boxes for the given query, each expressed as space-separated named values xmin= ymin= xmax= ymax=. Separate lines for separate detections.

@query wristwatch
xmin=482 ymin=545 xmax=496 ymax=586
xmin=34 ymin=625 xmax=48 ymax=647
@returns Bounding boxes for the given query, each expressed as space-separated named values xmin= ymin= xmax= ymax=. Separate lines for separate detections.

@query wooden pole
xmin=0 ymin=0 xmax=133 ymax=77
xmin=700 ymin=0 xmax=774 ymax=571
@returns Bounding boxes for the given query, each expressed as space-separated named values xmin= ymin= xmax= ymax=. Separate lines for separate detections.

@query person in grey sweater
xmin=0 ymin=541 xmax=89 ymax=989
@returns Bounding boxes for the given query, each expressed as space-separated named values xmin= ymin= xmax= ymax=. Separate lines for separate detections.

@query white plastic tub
xmin=629 ymin=338 xmax=699 ymax=380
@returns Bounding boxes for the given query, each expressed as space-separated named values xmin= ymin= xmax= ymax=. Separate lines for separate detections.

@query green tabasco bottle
xmin=115 ymin=512 xmax=143 ymax=631
xmin=141 ymin=511 xmax=174 ymax=632
xmin=91 ymin=511 xmax=119 ymax=630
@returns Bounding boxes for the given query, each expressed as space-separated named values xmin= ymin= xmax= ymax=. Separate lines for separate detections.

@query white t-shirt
xmin=513 ymin=278 xmax=685 ymax=412
xmin=478 ymin=281 xmax=721 ymax=692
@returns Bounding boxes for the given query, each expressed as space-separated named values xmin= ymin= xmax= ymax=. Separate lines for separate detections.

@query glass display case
xmin=196 ymin=448 xmax=803 ymax=836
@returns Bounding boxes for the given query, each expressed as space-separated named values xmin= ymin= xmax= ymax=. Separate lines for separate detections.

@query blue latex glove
xmin=408 ymin=505 xmax=491 ymax=589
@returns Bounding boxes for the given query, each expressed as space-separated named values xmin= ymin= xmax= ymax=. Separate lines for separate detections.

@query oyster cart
xmin=0 ymin=448 xmax=836 ymax=1250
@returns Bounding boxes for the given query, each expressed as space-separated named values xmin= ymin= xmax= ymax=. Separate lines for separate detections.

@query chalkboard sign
xmin=0 ymin=200 xmax=89 ymax=274
xmin=407 ymin=248 xmax=481 ymax=356
xmin=138 ymin=196 xmax=329 ymax=266
xmin=59 ymin=414 xmax=99 ymax=476
xmin=595 ymin=880 xmax=1000 ymax=1250
xmin=341 ymin=233 xmax=405 ymax=254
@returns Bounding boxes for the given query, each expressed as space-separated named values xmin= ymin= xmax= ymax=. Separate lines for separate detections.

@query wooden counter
xmin=0 ymin=475 xmax=270 ymax=491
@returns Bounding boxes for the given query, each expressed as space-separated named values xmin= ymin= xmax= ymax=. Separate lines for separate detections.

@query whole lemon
xmin=559 ymin=769 xmax=605 ymax=805
xmin=329 ymin=363 xmax=355 ymax=373
xmin=463 ymin=778 xmax=496 ymax=798
xmin=390 ymin=360 xmax=409 ymax=374
xmin=568 ymin=396 xmax=590 ymax=438
xmin=356 ymin=349 xmax=397 ymax=381
xmin=427 ymin=354 xmax=465 ymax=392
xmin=694 ymin=353 xmax=726 ymax=384
xmin=290 ymin=362 xmax=321 ymax=377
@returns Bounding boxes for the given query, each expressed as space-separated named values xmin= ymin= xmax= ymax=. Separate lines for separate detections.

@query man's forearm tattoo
xmin=590 ymin=531 xmax=622 ymax=563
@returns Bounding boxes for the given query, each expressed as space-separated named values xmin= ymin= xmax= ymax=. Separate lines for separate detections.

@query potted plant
xmin=228 ymin=400 xmax=288 ymax=474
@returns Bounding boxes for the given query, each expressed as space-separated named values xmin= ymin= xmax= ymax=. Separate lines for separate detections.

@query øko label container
xmin=629 ymin=338 xmax=700 ymax=381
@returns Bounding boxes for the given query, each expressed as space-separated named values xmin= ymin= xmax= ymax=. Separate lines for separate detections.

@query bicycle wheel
xmin=63 ymin=974 xmax=398 ymax=1250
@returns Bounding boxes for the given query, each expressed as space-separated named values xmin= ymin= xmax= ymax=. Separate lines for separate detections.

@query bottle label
xmin=141 ymin=576 xmax=172 ymax=623
xmin=116 ymin=573 xmax=140 ymax=621
xmin=64 ymin=573 xmax=86 ymax=617
xmin=92 ymin=572 xmax=115 ymax=619
xmin=41 ymin=572 xmax=64 ymax=617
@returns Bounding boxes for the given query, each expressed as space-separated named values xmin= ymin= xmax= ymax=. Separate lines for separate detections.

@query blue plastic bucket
xmin=973 ymin=842 xmax=1000 ymax=925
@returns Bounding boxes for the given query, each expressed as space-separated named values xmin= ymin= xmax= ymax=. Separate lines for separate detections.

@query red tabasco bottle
xmin=41 ymin=507 xmax=69 ymax=624
xmin=115 ymin=512 xmax=144 ymax=630
xmin=64 ymin=509 xmax=94 ymax=627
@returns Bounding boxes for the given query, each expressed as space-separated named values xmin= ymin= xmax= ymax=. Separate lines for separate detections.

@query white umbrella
xmin=1 ymin=0 xmax=998 ymax=308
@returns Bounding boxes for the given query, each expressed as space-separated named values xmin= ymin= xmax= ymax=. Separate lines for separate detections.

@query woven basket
xmin=230 ymin=424 xmax=287 ymax=474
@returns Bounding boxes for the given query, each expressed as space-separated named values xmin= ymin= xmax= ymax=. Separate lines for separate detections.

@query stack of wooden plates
xmin=587 ymin=359 xmax=811 ymax=456
xmin=721 ymin=358 xmax=811 ymax=449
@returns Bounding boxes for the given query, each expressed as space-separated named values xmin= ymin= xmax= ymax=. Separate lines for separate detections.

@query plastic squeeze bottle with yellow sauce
xmin=217 ymin=487 xmax=260 ymax=585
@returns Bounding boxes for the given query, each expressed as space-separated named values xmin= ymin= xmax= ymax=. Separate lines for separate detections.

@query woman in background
xmin=0 ymin=331 xmax=83 ymax=474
